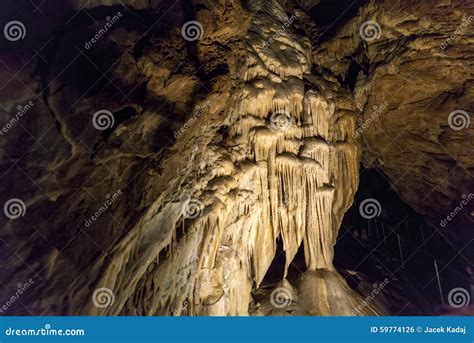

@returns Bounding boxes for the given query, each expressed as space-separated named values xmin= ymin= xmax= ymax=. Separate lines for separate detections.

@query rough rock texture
xmin=311 ymin=0 xmax=474 ymax=238
xmin=0 ymin=0 xmax=472 ymax=316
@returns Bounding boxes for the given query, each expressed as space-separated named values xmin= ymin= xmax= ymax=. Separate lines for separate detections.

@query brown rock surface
xmin=312 ymin=0 xmax=474 ymax=228
xmin=0 ymin=0 xmax=472 ymax=316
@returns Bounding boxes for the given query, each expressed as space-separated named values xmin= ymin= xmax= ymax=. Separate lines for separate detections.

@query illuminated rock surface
xmin=0 ymin=0 xmax=471 ymax=316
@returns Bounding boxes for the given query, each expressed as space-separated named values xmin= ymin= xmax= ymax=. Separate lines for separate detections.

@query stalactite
xmin=303 ymin=187 xmax=335 ymax=270
xmin=141 ymin=0 xmax=361 ymax=316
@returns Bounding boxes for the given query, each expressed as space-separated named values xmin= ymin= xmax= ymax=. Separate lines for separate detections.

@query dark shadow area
xmin=309 ymin=0 xmax=369 ymax=41
xmin=335 ymin=166 xmax=472 ymax=315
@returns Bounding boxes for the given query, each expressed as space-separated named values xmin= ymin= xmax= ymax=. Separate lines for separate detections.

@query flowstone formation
xmin=142 ymin=0 xmax=366 ymax=316
xmin=0 ymin=0 xmax=405 ymax=317
xmin=1 ymin=0 xmax=472 ymax=317
xmin=72 ymin=0 xmax=368 ymax=316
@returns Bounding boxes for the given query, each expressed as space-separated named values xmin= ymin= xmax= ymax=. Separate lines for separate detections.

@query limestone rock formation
xmin=0 ymin=0 xmax=471 ymax=316
xmin=311 ymin=0 xmax=474 ymax=243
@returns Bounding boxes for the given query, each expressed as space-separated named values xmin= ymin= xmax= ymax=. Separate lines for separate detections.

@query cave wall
xmin=311 ymin=0 xmax=474 ymax=232
xmin=0 ymin=0 xmax=472 ymax=316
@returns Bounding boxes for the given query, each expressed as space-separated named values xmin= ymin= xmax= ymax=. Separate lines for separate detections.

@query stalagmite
xmin=150 ymin=0 xmax=362 ymax=315
xmin=84 ymin=0 xmax=363 ymax=316
xmin=165 ymin=0 xmax=361 ymax=315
